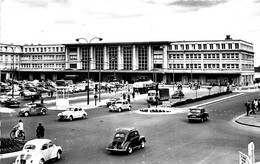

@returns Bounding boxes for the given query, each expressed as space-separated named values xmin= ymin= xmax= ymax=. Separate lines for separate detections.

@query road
xmin=1 ymin=89 xmax=260 ymax=164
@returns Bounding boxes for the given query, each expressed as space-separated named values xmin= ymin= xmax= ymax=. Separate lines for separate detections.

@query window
xmin=123 ymin=46 xmax=132 ymax=70
xmin=198 ymin=44 xmax=202 ymax=49
xmin=203 ymin=44 xmax=207 ymax=49
xmin=174 ymin=45 xmax=178 ymax=50
xmin=210 ymin=44 xmax=213 ymax=49
xmin=138 ymin=46 xmax=148 ymax=70
xmin=228 ymin=43 xmax=232 ymax=49
xmin=108 ymin=46 xmax=117 ymax=70
xmin=216 ymin=44 xmax=220 ymax=49
xmin=221 ymin=43 xmax=225 ymax=49
xmin=185 ymin=44 xmax=189 ymax=50
xmin=235 ymin=43 xmax=239 ymax=49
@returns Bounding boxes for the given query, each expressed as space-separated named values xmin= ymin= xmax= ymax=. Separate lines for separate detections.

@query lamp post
xmin=5 ymin=45 xmax=21 ymax=99
xmin=76 ymin=37 xmax=103 ymax=105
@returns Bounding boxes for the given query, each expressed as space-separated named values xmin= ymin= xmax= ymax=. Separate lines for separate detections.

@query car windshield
xmin=66 ymin=107 xmax=75 ymax=111
xmin=148 ymin=92 xmax=156 ymax=96
xmin=114 ymin=132 xmax=126 ymax=140
xmin=115 ymin=101 xmax=123 ymax=104
xmin=190 ymin=109 xmax=201 ymax=113
xmin=24 ymin=144 xmax=36 ymax=150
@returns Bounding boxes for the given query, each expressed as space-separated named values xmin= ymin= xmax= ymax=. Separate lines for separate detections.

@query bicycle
xmin=10 ymin=128 xmax=25 ymax=140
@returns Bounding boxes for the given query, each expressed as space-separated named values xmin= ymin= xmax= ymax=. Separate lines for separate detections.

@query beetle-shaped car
xmin=13 ymin=139 xmax=62 ymax=164
xmin=106 ymin=127 xmax=146 ymax=154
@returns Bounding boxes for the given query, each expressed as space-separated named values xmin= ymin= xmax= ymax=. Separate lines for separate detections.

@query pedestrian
xmin=127 ymin=94 xmax=131 ymax=103
xmin=40 ymin=96 xmax=44 ymax=104
xmin=245 ymin=100 xmax=250 ymax=116
xmin=251 ymin=100 xmax=256 ymax=114
xmin=123 ymin=93 xmax=126 ymax=99
xmin=132 ymin=92 xmax=135 ymax=99
xmin=36 ymin=123 xmax=45 ymax=139
xmin=31 ymin=96 xmax=35 ymax=103
xmin=50 ymin=90 xmax=53 ymax=97
xmin=254 ymin=99 xmax=258 ymax=112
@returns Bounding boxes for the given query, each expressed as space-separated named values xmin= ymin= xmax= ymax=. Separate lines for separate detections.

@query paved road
xmin=1 ymin=87 xmax=260 ymax=164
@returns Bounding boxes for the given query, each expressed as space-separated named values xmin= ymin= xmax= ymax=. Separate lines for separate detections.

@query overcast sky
xmin=1 ymin=0 xmax=260 ymax=66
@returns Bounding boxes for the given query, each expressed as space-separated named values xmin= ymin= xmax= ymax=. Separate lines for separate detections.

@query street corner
xmin=235 ymin=112 xmax=260 ymax=128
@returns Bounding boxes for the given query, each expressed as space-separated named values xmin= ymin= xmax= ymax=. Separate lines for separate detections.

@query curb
xmin=0 ymin=151 xmax=21 ymax=159
xmin=234 ymin=114 xmax=260 ymax=128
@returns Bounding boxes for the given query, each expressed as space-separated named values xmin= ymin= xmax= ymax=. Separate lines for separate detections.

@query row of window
xmin=21 ymin=64 xmax=64 ymax=68
xmin=169 ymin=64 xmax=240 ymax=69
xmin=168 ymin=53 xmax=243 ymax=59
xmin=171 ymin=43 xmax=240 ymax=51
xmin=24 ymin=46 xmax=64 ymax=53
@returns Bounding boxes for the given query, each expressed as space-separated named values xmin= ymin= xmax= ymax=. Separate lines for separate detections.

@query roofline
xmin=63 ymin=41 xmax=172 ymax=46
xmin=170 ymin=39 xmax=253 ymax=45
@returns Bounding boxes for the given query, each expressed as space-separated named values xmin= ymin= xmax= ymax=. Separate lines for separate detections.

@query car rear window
xmin=24 ymin=144 xmax=36 ymax=150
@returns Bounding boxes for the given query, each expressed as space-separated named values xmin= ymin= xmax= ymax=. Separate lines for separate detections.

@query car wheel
xmin=201 ymin=118 xmax=204 ymax=122
xmin=128 ymin=106 xmax=131 ymax=111
xmin=39 ymin=158 xmax=44 ymax=164
xmin=140 ymin=140 xmax=145 ymax=149
xmin=56 ymin=151 xmax=61 ymax=161
xmin=127 ymin=145 xmax=133 ymax=154
xmin=118 ymin=108 xmax=122 ymax=112
xmin=24 ymin=112 xmax=29 ymax=117
xmin=42 ymin=110 xmax=47 ymax=115
xmin=82 ymin=114 xmax=87 ymax=119
xmin=69 ymin=116 xmax=73 ymax=121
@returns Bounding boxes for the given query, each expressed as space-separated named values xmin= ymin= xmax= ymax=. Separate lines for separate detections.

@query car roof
xmin=25 ymin=139 xmax=52 ymax=146
xmin=189 ymin=107 xmax=204 ymax=110
xmin=115 ymin=127 xmax=137 ymax=132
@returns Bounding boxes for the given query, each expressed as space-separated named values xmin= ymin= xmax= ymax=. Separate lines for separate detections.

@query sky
xmin=1 ymin=0 xmax=260 ymax=66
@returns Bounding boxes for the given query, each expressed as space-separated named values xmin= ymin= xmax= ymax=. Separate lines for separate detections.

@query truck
xmin=147 ymin=88 xmax=169 ymax=105
xmin=133 ymin=80 xmax=155 ymax=94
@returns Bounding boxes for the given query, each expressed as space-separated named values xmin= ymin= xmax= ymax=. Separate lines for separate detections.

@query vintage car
xmin=171 ymin=89 xmax=184 ymax=99
xmin=21 ymin=88 xmax=42 ymax=99
xmin=0 ymin=95 xmax=9 ymax=104
xmin=106 ymin=97 xmax=121 ymax=107
xmin=109 ymin=100 xmax=132 ymax=112
xmin=13 ymin=139 xmax=62 ymax=164
xmin=57 ymin=106 xmax=88 ymax=121
xmin=19 ymin=103 xmax=48 ymax=117
xmin=4 ymin=98 xmax=20 ymax=108
xmin=187 ymin=107 xmax=209 ymax=122
xmin=106 ymin=127 xmax=146 ymax=154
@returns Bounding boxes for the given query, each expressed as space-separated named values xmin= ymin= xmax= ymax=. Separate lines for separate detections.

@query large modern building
xmin=0 ymin=35 xmax=255 ymax=86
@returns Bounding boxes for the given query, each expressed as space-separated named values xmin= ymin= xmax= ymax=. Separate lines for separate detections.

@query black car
xmin=187 ymin=107 xmax=209 ymax=122
xmin=106 ymin=127 xmax=146 ymax=154
xmin=4 ymin=98 xmax=20 ymax=108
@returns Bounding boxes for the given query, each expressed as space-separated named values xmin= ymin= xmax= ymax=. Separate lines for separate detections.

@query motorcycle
xmin=10 ymin=127 xmax=25 ymax=140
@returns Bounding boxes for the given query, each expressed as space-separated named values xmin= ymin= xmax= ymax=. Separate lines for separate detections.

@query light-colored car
xmin=19 ymin=103 xmax=48 ymax=117
xmin=109 ymin=100 xmax=132 ymax=112
xmin=57 ymin=106 xmax=88 ymax=121
xmin=13 ymin=139 xmax=62 ymax=164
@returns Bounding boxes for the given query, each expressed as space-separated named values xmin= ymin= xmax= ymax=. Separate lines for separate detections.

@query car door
xmin=78 ymin=108 xmax=83 ymax=117
xmin=74 ymin=108 xmax=79 ymax=118
xmin=129 ymin=131 xmax=139 ymax=148
xmin=41 ymin=143 xmax=51 ymax=161
xmin=30 ymin=106 xmax=37 ymax=115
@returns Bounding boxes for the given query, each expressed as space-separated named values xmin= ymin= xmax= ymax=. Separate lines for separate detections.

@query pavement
xmin=1 ymin=85 xmax=260 ymax=162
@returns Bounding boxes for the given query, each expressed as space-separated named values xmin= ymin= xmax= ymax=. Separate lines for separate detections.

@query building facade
xmin=0 ymin=36 xmax=255 ymax=86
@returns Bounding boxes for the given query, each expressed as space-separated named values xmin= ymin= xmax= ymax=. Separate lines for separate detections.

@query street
xmin=1 ymin=89 xmax=260 ymax=164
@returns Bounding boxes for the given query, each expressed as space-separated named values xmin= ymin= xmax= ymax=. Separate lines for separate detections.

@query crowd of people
xmin=245 ymin=99 xmax=259 ymax=116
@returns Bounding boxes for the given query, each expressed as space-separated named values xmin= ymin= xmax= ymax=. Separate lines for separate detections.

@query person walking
xmin=245 ymin=100 xmax=251 ymax=116
xmin=127 ymin=94 xmax=131 ymax=103
xmin=36 ymin=123 xmax=45 ymax=139
xmin=254 ymin=99 xmax=259 ymax=112
xmin=251 ymin=100 xmax=256 ymax=114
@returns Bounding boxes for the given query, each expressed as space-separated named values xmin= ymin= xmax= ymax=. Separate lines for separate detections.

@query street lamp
xmin=76 ymin=37 xmax=103 ymax=105
xmin=5 ymin=45 xmax=22 ymax=98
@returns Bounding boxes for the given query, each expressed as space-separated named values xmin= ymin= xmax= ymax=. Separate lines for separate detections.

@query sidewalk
xmin=235 ymin=111 xmax=260 ymax=128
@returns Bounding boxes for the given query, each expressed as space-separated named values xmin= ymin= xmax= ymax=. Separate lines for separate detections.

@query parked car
xmin=106 ymin=97 xmax=121 ymax=107
xmin=109 ymin=100 xmax=132 ymax=112
xmin=13 ymin=139 xmax=62 ymax=164
xmin=171 ymin=89 xmax=184 ymax=99
xmin=57 ymin=106 xmax=88 ymax=121
xmin=187 ymin=107 xmax=209 ymax=122
xmin=106 ymin=127 xmax=146 ymax=154
xmin=21 ymin=88 xmax=41 ymax=99
xmin=0 ymin=95 xmax=9 ymax=104
xmin=19 ymin=103 xmax=48 ymax=117
xmin=4 ymin=98 xmax=20 ymax=108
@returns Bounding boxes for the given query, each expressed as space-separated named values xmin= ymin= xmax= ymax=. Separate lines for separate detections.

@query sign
xmin=239 ymin=151 xmax=250 ymax=164
xmin=248 ymin=142 xmax=255 ymax=164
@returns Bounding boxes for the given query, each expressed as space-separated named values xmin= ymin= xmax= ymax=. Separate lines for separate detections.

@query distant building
xmin=0 ymin=35 xmax=255 ymax=86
